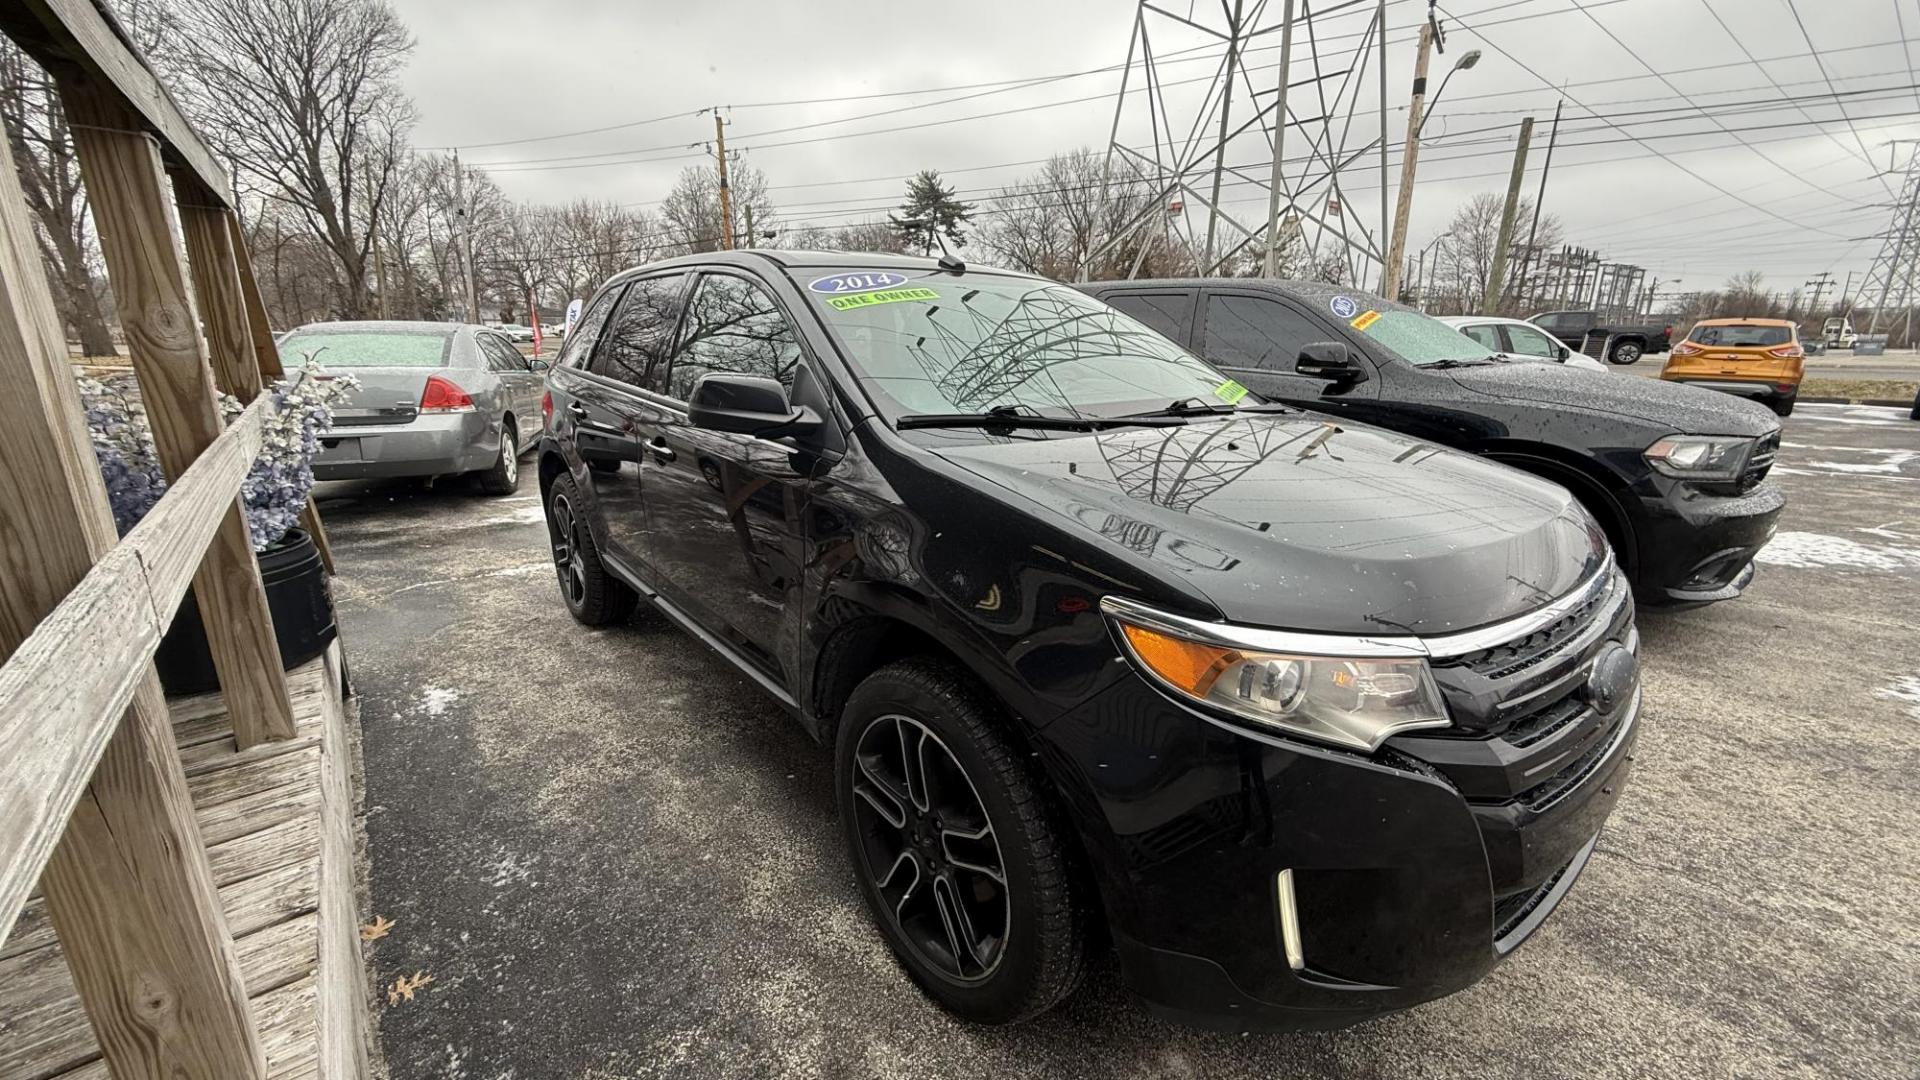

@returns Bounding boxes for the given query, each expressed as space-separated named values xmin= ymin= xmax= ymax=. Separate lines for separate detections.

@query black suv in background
xmin=1081 ymin=279 xmax=1783 ymax=608
xmin=538 ymin=252 xmax=1639 ymax=1031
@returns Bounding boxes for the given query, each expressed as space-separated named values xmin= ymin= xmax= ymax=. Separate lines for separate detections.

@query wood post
xmin=62 ymin=79 xmax=295 ymax=749
xmin=0 ymin=110 xmax=265 ymax=1080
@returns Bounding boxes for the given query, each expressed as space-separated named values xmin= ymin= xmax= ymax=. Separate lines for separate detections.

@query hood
xmin=1443 ymin=360 xmax=1778 ymax=435
xmin=929 ymin=414 xmax=1607 ymax=636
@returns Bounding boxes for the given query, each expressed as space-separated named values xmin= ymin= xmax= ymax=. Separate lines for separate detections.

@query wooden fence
xmin=0 ymin=0 xmax=336 ymax=1075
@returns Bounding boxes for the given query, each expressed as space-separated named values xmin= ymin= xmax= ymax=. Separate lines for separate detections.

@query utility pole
xmin=1204 ymin=0 xmax=1247 ymax=272
xmin=1382 ymin=14 xmax=1437 ymax=301
xmin=1260 ymin=0 xmax=1298 ymax=278
xmin=713 ymin=110 xmax=734 ymax=251
xmin=1482 ymin=116 xmax=1534 ymax=315
xmin=1377 ymin=0 xmax=1389 ymax=291
xmin=1804 ymin=271 xmax=1834 ymax=316
xmin=743 ymin=204 xmax=756 ymax=249
xmin=1840 ymin=269 xmax=1857 ymax=314
xmin=373 ymin=240 xmax=388 ymax=320
xmin=1510 ymin=99 xmax=1561 ymax=312
xmin=452 ymin=147 xmax=479 ymax=324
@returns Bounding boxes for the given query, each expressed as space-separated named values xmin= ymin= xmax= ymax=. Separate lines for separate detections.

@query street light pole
xmin=1383 ymin=21 xmax=1436 ymax=300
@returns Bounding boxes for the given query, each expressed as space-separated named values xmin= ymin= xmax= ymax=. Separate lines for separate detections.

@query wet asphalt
xmin=322 ymin=402 xmax=1920 ymax=1080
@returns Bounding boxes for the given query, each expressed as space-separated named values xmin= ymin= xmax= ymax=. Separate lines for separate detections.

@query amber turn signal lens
xmin=1120 ymin=623 xmax=1236 ymax=695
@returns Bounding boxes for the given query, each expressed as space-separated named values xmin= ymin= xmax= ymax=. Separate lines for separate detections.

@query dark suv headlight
xmin=1643 ymin=435 xmax=1753 ymax=483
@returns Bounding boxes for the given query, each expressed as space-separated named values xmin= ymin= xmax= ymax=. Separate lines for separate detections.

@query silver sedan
xmin=286 ymin=320 xmax=546 ymax=494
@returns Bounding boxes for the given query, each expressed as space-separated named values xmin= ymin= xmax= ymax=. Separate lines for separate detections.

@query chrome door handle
xmin=566 ymin=401 xmax=589 ymax=418
xmin=647 ymin=436 xmax=677 ymax=463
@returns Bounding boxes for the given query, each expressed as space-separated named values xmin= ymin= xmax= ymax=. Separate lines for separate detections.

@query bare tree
xmin=160 ymin=0 xmax=415 ymax=318
xmin=661 ymin=159 xmax=775 ymax=253
xmin=0 ymin=43 xmax=117 ymax=354
xmin=1423 ymin=192 xmax=1562 ymax=315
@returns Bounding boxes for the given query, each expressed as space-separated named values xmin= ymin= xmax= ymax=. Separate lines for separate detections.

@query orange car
xmin=1660 ymin=318 xmax=1804 ymax=416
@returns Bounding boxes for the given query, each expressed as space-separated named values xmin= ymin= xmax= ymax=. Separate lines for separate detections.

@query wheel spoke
xmin=853 ymin=754 xmax=908 ymax=828
xmin=897 ymin=722 xmax=931 ymax=814
xmin=941 ymin=825 xmax=1006 ymax=886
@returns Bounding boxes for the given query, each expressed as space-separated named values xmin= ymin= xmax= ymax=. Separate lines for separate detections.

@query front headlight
xmin=1108 ymin=615 xmax=1449 ymax=752
xmin=1644 ymin=435 xmax=1752 ymax=482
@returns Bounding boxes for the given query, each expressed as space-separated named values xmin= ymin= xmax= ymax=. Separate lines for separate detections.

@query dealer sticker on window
xmin=1329 ymin=295 xmax=1359 ymax=319
xmin=1350 ymin=309 xmax=1382 ymax=331
xmin=1214 ymin=379 xmax=1250 ymax=404
xmin=825 ymin=286 xmax=940 ymax=312
xmin=808 ymin=271 xmax=908 ymax=295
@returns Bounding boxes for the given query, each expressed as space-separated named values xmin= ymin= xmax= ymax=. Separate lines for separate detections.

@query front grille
xmin=1743 ymin=431 xmax=1779 ymax=489
xmin=1436 ymin=583 xmax=1609 ymax=681
xmin=1516 ymin=703 xmax=1632 ymax=813
xmin=1504 ymin=695 xmax=1586 ymax=749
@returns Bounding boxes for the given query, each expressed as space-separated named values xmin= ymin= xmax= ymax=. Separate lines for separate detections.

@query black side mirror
xmin=528 ymin=358 xmax=551 ymax=372
xmin=688 ymin=373 xmax=822 ymax=440
xmin=1554 ymin=344 xmax=1571 ymax=361
xmin=1296 ymin=341 xmax=1368 ymax=384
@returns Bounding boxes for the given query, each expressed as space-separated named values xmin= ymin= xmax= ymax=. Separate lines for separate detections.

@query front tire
xmin=835 ymin=659 xmax=1087 ymax=1024
xmin=545 ymin=474 xmax=636 ymax=626
xmin=477 ymin=422 xmax=521 ymax=495
xmin=1607 ymin=340 xmax=1644 ymax=365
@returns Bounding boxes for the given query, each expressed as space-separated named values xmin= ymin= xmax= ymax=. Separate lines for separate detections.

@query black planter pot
xmin=153 ymin=527 xmax=337 ymax=696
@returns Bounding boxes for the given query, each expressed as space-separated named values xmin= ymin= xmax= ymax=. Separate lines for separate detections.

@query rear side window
xmin=279 ymin=330 xmax=451 ymax=368
xmin=478 ymin=334 xmax=527 ymax=372
xmin=1203 ymin=295 xmax=1329 ymax=370
xmin=1104 ymin=292 xmax=1194 ymax=343
xmin=591 ymin=273 xmax=687 ymax=388
xmin=663 ymin=273 xmax=803 ymax=401
xmin=1690 ymin=324 xmax=1791 ymax=347
xmin=1458 ymin=324 xmax=1500 ymax=350
xmin=559 ymin=285 xmax=625 ymax=370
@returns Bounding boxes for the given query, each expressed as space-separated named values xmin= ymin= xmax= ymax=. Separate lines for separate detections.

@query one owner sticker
xmin=809 ymin=271 xmax=908 ymax=295
xmin=1329 ymin=295 xmax=1359 ymax=319
xmin=826 ymin=287 xmax=940 ymax=312
xmin=1350 ymin=309 xmax=1382 ymax=331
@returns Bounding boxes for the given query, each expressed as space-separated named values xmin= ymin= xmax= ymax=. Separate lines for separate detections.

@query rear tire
xmin=835 ymin=658 xmax=1087 ymax=1025
xmin=1607 ymin=340 xmax=1643 ymax=365
xmin=477 ymin=422 xmax=521 ymax=495
xmin=545 ymin=473 xmax=636 ymax=626
xmin=1772 ymin=396 xmax=1796 ymax=417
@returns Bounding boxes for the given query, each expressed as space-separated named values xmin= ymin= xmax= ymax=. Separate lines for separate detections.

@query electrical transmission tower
xmin=1084 ymin=0 xmax=1392 ymax=285
xmin=1861 ymin=143 xmax=1920 ymax=337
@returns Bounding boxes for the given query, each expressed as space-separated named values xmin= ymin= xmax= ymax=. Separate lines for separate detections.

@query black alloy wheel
xmin=545 ymin=474 xmax=635 ymax=625
xmin=849 ymin=714 xmax=1011 ymax=983
xmin=548 ymin=489 xmax=588 ymax=610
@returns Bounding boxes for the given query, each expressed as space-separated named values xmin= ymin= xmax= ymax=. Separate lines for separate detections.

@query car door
xmin=640 ymin=270 xmax=815 ymax=686
xmin=1457 ymin=322 xmax=1503 ymax=354
xmin=1502 ymin=322 xmax=1567 ymax=363
xmin=1101 ymin=289 xmax=1198 ymax=345
xmin=477 ymin=332 xmax=540 ymax=441
xmin=1196 ymin=290 xmax=1379 ymax=413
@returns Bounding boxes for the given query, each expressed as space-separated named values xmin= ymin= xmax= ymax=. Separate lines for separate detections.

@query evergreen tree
xmin=890 ymin=170 xmax=975 ymax=255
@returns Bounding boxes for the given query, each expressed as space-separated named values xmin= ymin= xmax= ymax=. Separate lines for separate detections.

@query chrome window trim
xmin=1099 ymin=551 xmax=1616 ymax=662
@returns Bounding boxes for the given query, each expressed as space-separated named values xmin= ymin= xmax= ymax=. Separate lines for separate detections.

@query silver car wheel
xmin=501 ymin=427 xmax=519 ymax=485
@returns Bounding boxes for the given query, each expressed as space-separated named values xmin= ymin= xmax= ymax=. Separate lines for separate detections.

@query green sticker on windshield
xmin=1214 ymin=379 xmax=1249 ymax=404
xmin=826 ymin=286 xmax=939 ymax=312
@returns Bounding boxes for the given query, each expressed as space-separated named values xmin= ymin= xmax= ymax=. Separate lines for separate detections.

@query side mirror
xmin=1296 ymin=341 xmax=1368 ymax=384
xmin=528 ymin=358 xmax=551 ymax=372
xmin=688 ymin=373 xmax=822 ymax=440
xmin=1554 ymin=344 xmax=1571 ymax=361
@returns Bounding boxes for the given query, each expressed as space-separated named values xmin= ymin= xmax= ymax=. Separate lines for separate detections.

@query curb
xmin=1798 ymin=396 xmax=1912 ymax=407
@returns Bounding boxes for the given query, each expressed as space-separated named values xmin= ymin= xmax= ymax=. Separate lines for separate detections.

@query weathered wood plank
xmin=0 ymin=107 xmax=264 ymax=1077
xmin=175 ymin=655 xmax=330 ymax=750
xmin=176 ymin=196 xmax=263 ymax=401
xmin=0 ymin=0 xmax=234 ymax=206
xmin=63 ymin=77 xmax=295 ymax=751
xmin=315 ymin=644 xmax=372 ymax=1079
xmin=198 ymin=776 xmax=324 ymax=851
xmin=189 ymin=746 xmax=324 ymax=812
xmin=55 ymin=975 xmax=319 ymax=1080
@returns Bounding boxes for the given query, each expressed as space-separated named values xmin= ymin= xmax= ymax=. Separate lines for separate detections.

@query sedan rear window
xmin=1688 ymin=324 xmax=1791 ymax=347
xmin=279 ymin=330 xmax=453 ymax=367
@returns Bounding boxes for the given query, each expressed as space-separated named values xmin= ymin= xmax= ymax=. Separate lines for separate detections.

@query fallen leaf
xmin=360 ymin=915 xmax=395 ymax=942
xmin=387 ymin=970 xmax=435 ymax=1005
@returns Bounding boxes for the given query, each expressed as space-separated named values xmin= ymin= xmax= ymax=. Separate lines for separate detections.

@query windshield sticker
xmin=1350 ymin=309 xmax=1382 ymax=332
xmin=1329 ymin=295 xmax=1359 ymax=319
xmin=1213 ymin=378 xmax=1250 ymax=404
xmin=825 ymin=286 xmax=939 ymax=312
xmin=808 ymin=271 xmax=908 ymax=295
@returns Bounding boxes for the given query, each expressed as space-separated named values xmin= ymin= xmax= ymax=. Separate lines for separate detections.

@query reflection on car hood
xmin=930 ymin=415 xmax=1607 ymax=636
xmin=1443 ymin=360 xmax=1779 ymax=434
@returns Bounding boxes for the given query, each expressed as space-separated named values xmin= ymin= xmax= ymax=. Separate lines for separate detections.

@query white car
xmin=494 ymin=323 xmax=535 ymax=344
xmin=1439 ymin=315 xmax=1608 ymax=372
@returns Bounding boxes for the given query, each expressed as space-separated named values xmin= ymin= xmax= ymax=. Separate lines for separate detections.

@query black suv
xmin=1081 ymin=279 xmax=1783 ymax=608
xmin=538 ymin=252 xmax=1640 ymax=1031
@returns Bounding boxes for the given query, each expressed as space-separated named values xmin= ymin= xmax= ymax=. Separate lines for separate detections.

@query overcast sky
xmin=391 ymin=0 xmax=1920 ymax=299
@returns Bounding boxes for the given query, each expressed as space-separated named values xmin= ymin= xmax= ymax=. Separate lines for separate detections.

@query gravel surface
xmin=322 ymin=402 xmax=1920 ymax=1080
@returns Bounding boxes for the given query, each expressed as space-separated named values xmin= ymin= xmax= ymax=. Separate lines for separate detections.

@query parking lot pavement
xmin=320 ymin=406 xmax=1920 ymax=1080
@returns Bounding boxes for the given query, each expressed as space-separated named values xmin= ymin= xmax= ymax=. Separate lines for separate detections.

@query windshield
xmin=1690 ymin=324 xmax=1791 ymax=347
xmin=1353 ymin=309 xmax=1496 ymax=366
xmin=803 ymin=272 xmax=1246 ymax=418
xmin=279 ymin=329 xmax=453 ymax=368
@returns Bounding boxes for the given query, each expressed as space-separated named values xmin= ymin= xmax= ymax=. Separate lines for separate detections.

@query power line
xmin=1782 ymin=0 xmax=1891 ymax=195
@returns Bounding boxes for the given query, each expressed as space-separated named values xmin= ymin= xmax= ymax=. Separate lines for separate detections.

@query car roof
xmin=1081 ymin=276 xmax=1415 ymax=313
xmin=600 ymin=249 xmax=1049 ymax=290
xmin=1694 ymin=317 xmax=1795 ymax=327
xmin=1436 ymin=315 xmax=1539 ymax=327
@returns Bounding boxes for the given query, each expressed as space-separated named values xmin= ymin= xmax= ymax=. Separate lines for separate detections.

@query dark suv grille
xmin=1437 ymin=586 xmax=1608 ymax=681
xmin=1743 ymin=431 xmax=1779 ymax=490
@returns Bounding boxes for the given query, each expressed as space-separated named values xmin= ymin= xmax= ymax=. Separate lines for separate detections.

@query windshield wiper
xmin=897 ymin=405 xmax=1188 ymax=432
xmin=1426 ymin=356 xmax=1500 ymax=370
xmin=1124 ymin=396 xmax=1295 ymax=419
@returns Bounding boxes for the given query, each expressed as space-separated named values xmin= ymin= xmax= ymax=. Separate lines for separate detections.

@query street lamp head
xmin=1454 ymin=49 xmax=1483 ymax=71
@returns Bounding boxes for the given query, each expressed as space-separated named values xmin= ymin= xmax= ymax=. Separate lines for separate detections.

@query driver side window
xmin=1202 ymin=295 xmax=1328 ymax=370
xmin=1504 ymin=324 xmax=1562 ymax=359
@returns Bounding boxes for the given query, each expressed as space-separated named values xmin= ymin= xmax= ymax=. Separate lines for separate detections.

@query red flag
xmin=528 ymin=289 xmax=542 ymax=358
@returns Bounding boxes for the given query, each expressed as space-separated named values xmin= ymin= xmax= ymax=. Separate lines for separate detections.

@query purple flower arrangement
xmin=77 ymin=361 xmax=359 ymax=552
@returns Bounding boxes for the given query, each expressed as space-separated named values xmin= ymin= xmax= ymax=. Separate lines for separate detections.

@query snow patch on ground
xmin=1755 ymin=531 xmax=1920 ymax=571
xmin=420 ymin=686 xmax=461 ymax=716
xmin=1874 ymin=675 xmax=1920 ymax=720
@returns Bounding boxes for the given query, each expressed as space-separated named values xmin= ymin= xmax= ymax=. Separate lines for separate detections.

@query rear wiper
xmin=897 ymin=407 xmax=1188 ymax=432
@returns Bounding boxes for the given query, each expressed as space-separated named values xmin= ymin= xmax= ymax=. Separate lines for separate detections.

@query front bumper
xmin=313 ymin=412 xmax=496 ymax=480
xmin=1627 ymin=472 xmax=1782 ymax=607
xmin=1040 ymin=572 xmax=1639 ymax=1030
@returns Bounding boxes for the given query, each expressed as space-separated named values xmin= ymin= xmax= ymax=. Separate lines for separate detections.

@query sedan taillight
xmin=420 ymin=374 xmax=475 ymax=413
